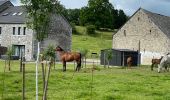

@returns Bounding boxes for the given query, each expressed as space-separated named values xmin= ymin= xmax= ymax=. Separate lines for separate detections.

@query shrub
xmin=70 ymin=23 xmax=78 ymax=34
xmin=86 ymin=25 xmax=96 ymax=35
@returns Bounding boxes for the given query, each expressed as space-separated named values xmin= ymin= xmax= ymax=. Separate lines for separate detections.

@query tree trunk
xmin=85 ymin=57 xmax=87 ymax=68
xmin=104 ymin=53 xmax=106 ymax=68
xmin=8 ymin=59 xmax=11 ymax=71
xmin=20 ymin=57 xmax=23 ymax=72
xmin=43 ymin=61 xmax=52 ymax=100
xmin=41 ymin=62 xmax=45 ymax=93
xmin=36 ymin=42 xmax=40 ymax=100
xmin=107 ymin=60 xmax=109 ymax=68
xmin=53 ymin=58 xmax=55 ymax=69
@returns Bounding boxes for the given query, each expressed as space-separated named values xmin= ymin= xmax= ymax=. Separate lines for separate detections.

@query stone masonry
xmin=0 ymin=24 xmax=34 ymax=61
xmin=112 ymin=8 xmax=170 ymax=65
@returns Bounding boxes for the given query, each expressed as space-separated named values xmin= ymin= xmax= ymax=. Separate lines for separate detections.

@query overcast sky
xmin=11 ymin=0 xmax=170 ymax=16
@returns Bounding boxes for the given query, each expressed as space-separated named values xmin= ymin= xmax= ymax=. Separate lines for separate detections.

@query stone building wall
xmin=41 ymin=14 xmax=72 ymax=51
xmin=0 ymin=24 xmax=34 ymax=61
xmin=112 ymin=9 xmax=170 ymax=64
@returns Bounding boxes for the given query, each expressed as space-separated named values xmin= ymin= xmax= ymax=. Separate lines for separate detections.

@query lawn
xmin=72 ymin=26 xmax=113 ymax=57
xmin=0 ymin=60 xmax=170 ymax=100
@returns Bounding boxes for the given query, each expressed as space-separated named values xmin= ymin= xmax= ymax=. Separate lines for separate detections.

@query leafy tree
xmin=106 ymin=49 xmax=113 ymax=68
xmin=79 ymin=0 xmax=116 ymax=29
xmin=42 ymin=45 xmax=56 ymax=100
xmin=114 ymin=10 xmax=128 ymax=29
xmin=79 ymin=7 xmax=91 ymax=26
xmin=86 ymin=25 xmax=96 ymax=35
xmin=67 ymin=9 xmax=80 ymax=25
xmin=80 ymin=48 xmax=89 ymax=68
xmin=79 ymin=0 xmax=128 ymax=29
xmin=21 ymin=0 xmax=61 ymax=99
xmin=6 ymin=46 xmax=13 ymax=71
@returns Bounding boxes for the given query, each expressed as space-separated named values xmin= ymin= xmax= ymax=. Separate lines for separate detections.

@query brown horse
xmin=151 ymin=56 xmax=163 ymax=71
xmin=127 ymin=56 xmax=133 ymax=68
xmin=56 ymin=46 xmax=81 ymax=72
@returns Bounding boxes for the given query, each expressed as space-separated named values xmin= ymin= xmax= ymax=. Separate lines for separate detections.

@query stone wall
xmin=112 ymin=9 xmax=170 ymax=65
xmin=40 ymin=14 xmax=72 ymax=52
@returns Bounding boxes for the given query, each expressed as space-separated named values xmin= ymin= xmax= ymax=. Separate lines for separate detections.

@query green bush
xmin=86 ymin=25 xmax=96 ymax=35
xmin=71 ymin=23 xmax=78 ymax=34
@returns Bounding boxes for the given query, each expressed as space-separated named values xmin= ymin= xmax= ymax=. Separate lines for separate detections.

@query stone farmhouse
xmin=112 ymin=8 xmax=170 ymax=65
xmin=0 ymin=1 xmax=72 ymax=61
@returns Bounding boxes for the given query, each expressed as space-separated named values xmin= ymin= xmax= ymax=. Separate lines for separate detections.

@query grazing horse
xmin=127 ymin=56 xmax=133 ymax=68
xmin=158 ymin=54 xmax=170 ymax=73
xmin=56 ymin=46 xmax=81 ymax=72
xmin=151 ymin=56 xmax=163 ymax=71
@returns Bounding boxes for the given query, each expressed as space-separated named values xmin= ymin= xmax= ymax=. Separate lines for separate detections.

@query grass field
xmin=1 ymin=60 xmax=170 ymax=100
xmin=72 ymin=26 xmax=113 ymax=56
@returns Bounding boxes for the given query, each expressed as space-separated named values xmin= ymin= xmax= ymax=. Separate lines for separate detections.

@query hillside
xmin=72 ymin=26 xmax=114 ymax=57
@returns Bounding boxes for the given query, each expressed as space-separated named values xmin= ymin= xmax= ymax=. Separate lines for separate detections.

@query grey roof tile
xmin=0 ymin=0 xmax=7 ymax=5
xmin=0 ymin=6 xmax=26 ymax=24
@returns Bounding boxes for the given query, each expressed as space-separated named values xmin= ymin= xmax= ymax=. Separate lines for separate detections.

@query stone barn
xmin=112 ymin=8 xmax=170 ymax=65
xmin=0 ymin=0 xmax=72 ymax=61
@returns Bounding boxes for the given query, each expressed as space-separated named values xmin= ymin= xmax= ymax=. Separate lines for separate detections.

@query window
xmin=12 ymin=12 xmax=17 ymax=15
xmin=138 ymin=17 xmax=140 ymax=21
xmin=23 ymin=27 xmax=26 ymax=35
xmin=18 ymin=12 xmax=23 ymax=15
xmin=150 ymin=30 xmax=152 ymax=34
xmin=0 ymin=27 xmax=1 ymax=34
xmin=124 ymin=30 xmax=126 ymax=36
xmin=18 ymin=27 xmax=21 ymax=35
xmin=2 ymin=13 xmax=9 ymax=16
xmin=13 ymin=27 xmax=15 ymax=35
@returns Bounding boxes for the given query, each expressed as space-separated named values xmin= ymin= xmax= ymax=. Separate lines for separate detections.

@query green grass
xmin=72 ymin=26 xmax=113 ymax=56
xmin=1 ymin=60 xmax=170 ymax=100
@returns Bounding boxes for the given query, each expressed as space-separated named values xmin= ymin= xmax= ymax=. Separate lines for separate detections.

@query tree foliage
xmin=86 ymin=25 xmax=96 ymax=35
xmin=114 ymin=10 xmax=128 ymax=29
xmin=21 ymin=0 xmax=63 ymax=41
xmin=78 ymin=0 xmax=128 ymax=29
xmin=67 ymin=9 xmax=80 ymax=25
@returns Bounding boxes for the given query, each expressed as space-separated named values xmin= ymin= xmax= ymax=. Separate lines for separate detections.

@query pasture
xmin=72 ymin=26 xmax=113 ymax=56
xmin=0 ymin=60 xmax=170 ymax=100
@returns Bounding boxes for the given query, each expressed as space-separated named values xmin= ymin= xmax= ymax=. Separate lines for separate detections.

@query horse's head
xmin=56 ymin=46 xmax=64 ymax=51
xmin=160 ymin=56 xmax=164 ymax=59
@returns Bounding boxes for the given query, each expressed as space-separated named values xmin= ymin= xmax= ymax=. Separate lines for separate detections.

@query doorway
xmin=13 ymin=45 xmax=25 ymax=58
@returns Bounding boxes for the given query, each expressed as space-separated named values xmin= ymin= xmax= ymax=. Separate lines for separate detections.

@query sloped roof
xmin=0 ymin=0 xmax=7 ymax=5
xmin=141 ymin=8 xmax=170 ymax=38
xmin=0 ymin=6 xmax=26 ymax=24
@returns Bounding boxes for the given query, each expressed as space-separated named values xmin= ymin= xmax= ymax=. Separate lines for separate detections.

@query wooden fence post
xmin=20 ymin=57 xmax=23 ymax=72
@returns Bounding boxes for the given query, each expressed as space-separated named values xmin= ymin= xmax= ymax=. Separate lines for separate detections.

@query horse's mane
xmin=57 ymin=46 xmax=64 ymax=51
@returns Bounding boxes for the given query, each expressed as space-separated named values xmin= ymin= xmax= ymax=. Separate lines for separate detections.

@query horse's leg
xmin=63 ymin=61 xmax=66 ymax=72
xmin=76 ymin=60 xmax=81 ymax=71
xmin=75 ymin=62 xmax=78 ymax=71
xmin=165 ymin=64 xmax=169 ymax=72
xmin=158 ymin=64 xmax=162 ymax=73
xmin=167 ymin=64 xmax=169 ymax=72
xmin=151 ymin=63 xmax=154 ymax=71
xmin=130 ymin=62 xmax=132 ymax=69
